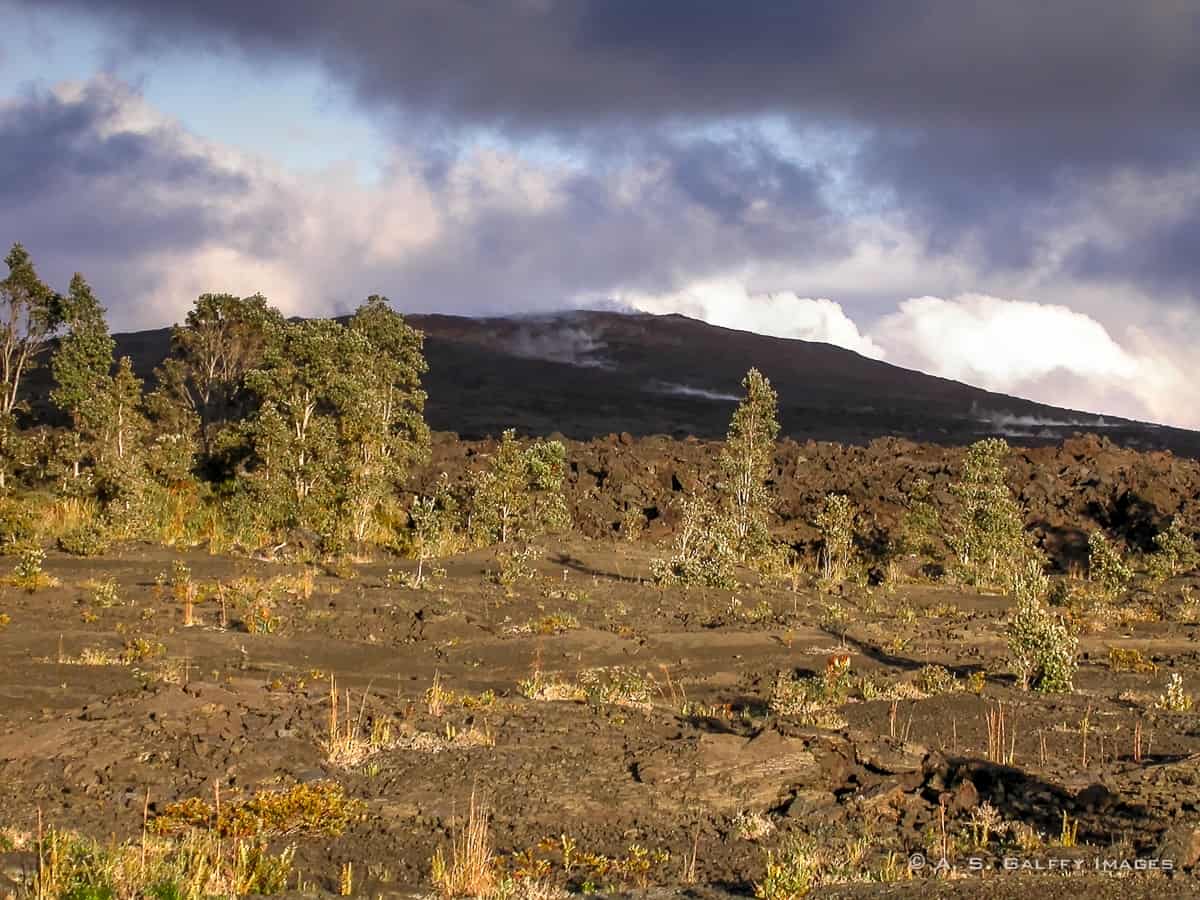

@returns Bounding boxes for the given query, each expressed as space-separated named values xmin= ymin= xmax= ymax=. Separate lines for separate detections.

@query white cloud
xmin=627 ymin=283 xmax=1196 ymax=429
xmin=869 ymin=293 xmax=1192 ymax=427
xmin=622 ymin=278 xmax=886 ymax=359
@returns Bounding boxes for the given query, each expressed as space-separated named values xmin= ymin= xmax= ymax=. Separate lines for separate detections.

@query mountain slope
xmin=96 ymin=310 xmax=1199 ymax=455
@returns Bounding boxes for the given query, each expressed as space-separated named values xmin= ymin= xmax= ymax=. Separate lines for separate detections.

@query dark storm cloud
xmin=1066 ymin=208 xmax=1200 ymax=296
xmin=0 ymin=74 xmax=847 ymax=323
xmin=17 ymin=0 xmax=1200 ymax=131
xmin=17 ymin=0 xmax=1200 ymax=286
xmin=0 ymin=80 xmax=248 ymax=256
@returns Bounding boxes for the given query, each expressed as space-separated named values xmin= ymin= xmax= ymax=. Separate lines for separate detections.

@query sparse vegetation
xmin=1006 ymin=558 xmax=1078 ymax=692
xmin=718 ymin=368 xmax=780 ymax=563
xmin=1088 ymin=531 xmax=1133 ymax=599
xmin=948 ymin=438 xmax=1039 ymax=587
xmin=650 ymin=493 xmax=738 ymax=589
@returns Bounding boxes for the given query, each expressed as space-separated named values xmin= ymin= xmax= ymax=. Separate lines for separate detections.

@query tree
xmin=718 ymin=368 xmax=779 ymax=560
xmin=159 ymin=293 xmax=282 ymax=456
xmin=948 ymin=438 xmax=1038 ymax=586
xmin=337 ymin=297 xmax=431 ymax=544
xmin=50 ymin=274 xmax=115 ymax=479
xmin=242 ymin=318 xmax=346 ymax=533
xmin=469 ymin=429 xmax=569 ymax=547
xmin=0 ymin=243 xmax=63 ymax=417
xmin=0 ymin=244 xmax=63 ymax=491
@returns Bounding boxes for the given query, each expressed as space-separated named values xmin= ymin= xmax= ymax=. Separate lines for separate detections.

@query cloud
xmin=0 ymin=75 xmax=845 ymax=329
xmin=869 ymin=294 xmax=1191 ymax=427
xmin=624 ymin=278 xmax=885 ymax=359
xmin=16 ymin=1 xmax=1200 ymax=138
xmin=622 ymin=284 xmax=1197 ymax=429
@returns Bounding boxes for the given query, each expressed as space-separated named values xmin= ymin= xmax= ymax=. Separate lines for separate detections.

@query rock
xmin=856 ymin=738 xmax=926 ymax=775
xmin=1155 ymin=821 xmax=1200 ymax=870
xmin=784 ymin=789 xmax=837 ymax=818
xmin=1076 ymin=782 xmax=1116 ymax=814
xmin=950 ymin=778 xmax=979 ymax=813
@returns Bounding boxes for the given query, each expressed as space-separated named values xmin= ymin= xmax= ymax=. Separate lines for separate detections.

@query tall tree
xmin=0 ymin=244 xmax=64 ymax=491
xmin=159 ymin=293 xmax=281 ymax=455
xmin=51 ymin=275 xmax=115 ymax=478
xmin=338 ymin=296 xmax=431 ymax=542
xmin=242 ymin=318 xmax=347 ymax=532
xmin=718 ymin=367 xmax=780 ymax=560
xmin=0 ymin=243 xmax=63 ymax=417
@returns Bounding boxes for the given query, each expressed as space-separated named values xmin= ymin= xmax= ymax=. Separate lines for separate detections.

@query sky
xmin=1 ymin=2 xmax=1198 ymax=428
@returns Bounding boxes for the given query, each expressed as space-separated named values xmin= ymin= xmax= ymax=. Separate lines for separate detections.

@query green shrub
xmin=58 ymin=521 xmax=112 ymax=557
xmin=1088 ymin=531 xmax=1132 ymax=598
xmin=815 ymin=493 xmax=858 ymax=586
xmin=1006 ymin=560 xmax=1077 ymax=692
xmin=650 ymin=493 xmax=738 ymax=589
xmin=1148 ymin=518 xmax=1198 ymax=583
xmin=948 ymin=439 xmax=1039 ymax=587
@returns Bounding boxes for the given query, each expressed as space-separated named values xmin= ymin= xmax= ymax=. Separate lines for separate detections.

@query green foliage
xmin=948 ymin=438 xmax=1038 ymax=586
xmin=51 ymin=274 xmax=115 ymax=428
xmin=898 ymin=476 xmax=941 ymax=558
xmin=1148 ymin=518 xmax=1198 ymax=583
xmin=239 ymin=302 xmax=429 ymax=544
xmin=469 ymin=429 xmax=569 ymax=547
xmin=768 ymin=668 xmax=851 ymax=727
xmin=58 ymin=520 xmax=112 ymax=557
xmin=718 ymin=367 xmax=780 ymax=560
xmin=1087 ymin=531 xmax=1132 ymax=598
xmin=402 ymin=473 xmax=459 ymax=586
xmin=1006 ymin=559 xmax=1077 ymax=692
xmin=815 ymin=493 xmax=858 ymax=586
xmin=0 ymin=494 xmax=35 ymax=550
xmin=754 ymin=835 xmax=820 ymax=900
xmin=649 ymin=492 xmax=738 ymax=589
xmin=159 ymin=292 xmax=283 ymax=457
xmin=0 ymin=244 xmax=64 ymax=491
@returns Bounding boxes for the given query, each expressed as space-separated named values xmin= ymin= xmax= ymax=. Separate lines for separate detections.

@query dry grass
xmin=431 ymin=791 xmax=497 ymax=899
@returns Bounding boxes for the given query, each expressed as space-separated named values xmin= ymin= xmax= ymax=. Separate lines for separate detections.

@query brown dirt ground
xmin=2 ymin=520 xmax=1200 ymax=898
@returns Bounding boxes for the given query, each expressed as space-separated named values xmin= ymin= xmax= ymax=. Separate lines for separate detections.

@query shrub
xmin=948 ymin=438 xmax=1038 ymax=587
xmin=1156 ymin=673 xmax=1193 ymax=712
xmin=58 ymin=520 xmax=112 ymax=557
xmin=768 ymin=669 xmax=850 ymax=728
xmin=1148 ymin=518 xmax=1198 ymax=583
xmin=897 ymin=476 xmax=941 ymax=559
xmin=7 ymin=542 xmax=58 ymax=592
xmin=405 ymin=473 xmax=459 ymax=587
xmin=915 ymin=664 xmax=958 ymax=695
xmin=815 ymin=493 xmax=858 ymax=586
xmin=1006 ymin=560 xmax=1077 ymax=692
xmin=718 ymin=368 xmax=780 ymax=562
xmin=0 ymin=496 xmax=35 ymax=551
xmin=469 ymin=429 xmax=569 ymax=547
xmin=1088 ymin=531 xmax=1132 ymax=599
xmin=650 ymin=493 xmax=738 ymax=589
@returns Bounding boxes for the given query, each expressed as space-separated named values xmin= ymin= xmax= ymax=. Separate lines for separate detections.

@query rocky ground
xmin=3 ymin=434 xmax=1200 ymax=898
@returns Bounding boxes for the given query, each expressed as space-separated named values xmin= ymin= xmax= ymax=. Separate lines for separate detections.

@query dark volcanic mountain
xmin=99 ymin=310 xmax=1198 ymax=455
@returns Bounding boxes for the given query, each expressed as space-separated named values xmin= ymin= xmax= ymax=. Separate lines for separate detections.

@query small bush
xmin=815 ymin=493 xmax=858 ymax=586
xmin=1156 ymin=673 xmax=1193 ymax=713
xmin=6 ymin=542 xmax=59 ymax=592
xmin=915 ymin=664 xmax=958 ymax=695
xmin=58 ymin=521 xmax=112 ymax=557
xmin=152 ymin=782 xmax=361 ymax=838
xmin=650 ymin=493 xmax=738 ymax=589
xmin=1148 ymin=518 xmax=1199 ymax=583
xmin=1007 ymin=575 xmax=1077 ymax=693
xmin=1088 ymin=531 xmax=1132 ymax=599
xmin=768 ymin=669 xmax=850 ymax=728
